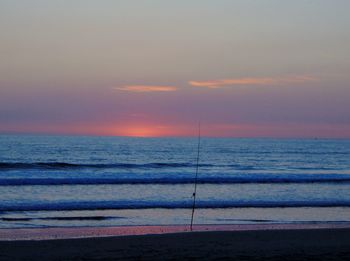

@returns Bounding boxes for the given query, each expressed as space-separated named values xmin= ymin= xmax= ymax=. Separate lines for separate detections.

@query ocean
xmin=0 ymin=135 xmax=350 ymax=228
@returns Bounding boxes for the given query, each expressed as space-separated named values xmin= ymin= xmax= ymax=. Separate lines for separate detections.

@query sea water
xmin=0 ymin=135 xmax=350 ymax=228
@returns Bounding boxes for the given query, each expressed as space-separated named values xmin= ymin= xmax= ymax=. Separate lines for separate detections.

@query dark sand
xmin=1 ymin=227 xmax=350 ymax=260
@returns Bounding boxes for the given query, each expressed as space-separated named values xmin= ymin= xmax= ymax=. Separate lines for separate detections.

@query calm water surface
xmin=0 ymin=135 xmax=349 ymax=228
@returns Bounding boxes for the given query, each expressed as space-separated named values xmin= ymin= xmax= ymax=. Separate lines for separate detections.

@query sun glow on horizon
xmin=115 ymin=125 xmax=164 ymax=137
xmin=2 ymin=121 xmax=350 ymax=139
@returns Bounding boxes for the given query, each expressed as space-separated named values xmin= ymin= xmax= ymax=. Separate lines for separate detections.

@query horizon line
xmin=1 ymin=132 xmax=349 ymax=140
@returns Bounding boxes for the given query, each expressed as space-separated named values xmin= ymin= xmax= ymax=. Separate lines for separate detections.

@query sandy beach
xmin=1 ymin=225 xmax=350 ymax=260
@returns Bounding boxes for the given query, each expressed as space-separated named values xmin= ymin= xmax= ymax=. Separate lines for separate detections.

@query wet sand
xmin=1 ymin=225 xmax=350 ymax=260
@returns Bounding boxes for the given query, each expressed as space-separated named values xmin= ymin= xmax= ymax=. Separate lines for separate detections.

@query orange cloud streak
xmin=189 ymin=75 xmax=316 ymax=88
xmin=116 ymin=85 xmax=177 ymax=92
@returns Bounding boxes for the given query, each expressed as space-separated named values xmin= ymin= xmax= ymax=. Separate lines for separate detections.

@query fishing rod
xmin=190 ymin=122 xmax=201 ymax=231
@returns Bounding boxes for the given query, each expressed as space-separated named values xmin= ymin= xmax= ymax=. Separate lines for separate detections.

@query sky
xmin=1 ymin=0 xmax=350 ymax=138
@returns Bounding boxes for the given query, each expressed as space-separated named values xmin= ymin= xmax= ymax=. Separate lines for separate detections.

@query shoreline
xmin=1 ymin=222 xmax=350 ymax=241
xmin=1 ymin=226 xmax=350 ymax=260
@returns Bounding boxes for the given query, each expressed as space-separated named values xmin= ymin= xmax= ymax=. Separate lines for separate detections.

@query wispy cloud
xmin=188 ymin=75 xmax=316 ymax=88
xmin=116 ymin=85 xmax=177 ymax=92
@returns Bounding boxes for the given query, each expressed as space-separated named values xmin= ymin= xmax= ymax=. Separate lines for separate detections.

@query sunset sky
xmin=1 ymin=0 xmax=349 ymax=137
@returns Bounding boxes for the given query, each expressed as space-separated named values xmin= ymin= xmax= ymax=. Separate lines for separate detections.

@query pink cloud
xmin=116 ymin=85 xmax=177 ymax=92
xmin=188 ymin=75 xmax=317 ymax=88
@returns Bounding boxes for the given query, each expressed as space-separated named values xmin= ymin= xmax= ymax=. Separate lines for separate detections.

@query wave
xmin=0 ymin=162 xmax=213 ymax=170
xmin=1 ymin=216 xmax=123 ymax=221
xmin=1 ymin=175 xmax=350 ymax=186
xmin=1 ymin=162 xmax=346 ymax=173
xmin=1 ymin=200 xmax=350 ymax=212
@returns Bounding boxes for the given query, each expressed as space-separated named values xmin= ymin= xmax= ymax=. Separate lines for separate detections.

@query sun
xmin=116 ymin=125 xmax=163 ymax=137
